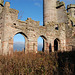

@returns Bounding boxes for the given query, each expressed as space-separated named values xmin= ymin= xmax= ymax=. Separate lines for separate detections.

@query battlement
xmin=67 ymin=4 xmax=75 ymax=19
xmin=26 ymin=18 xmax=39 ymax=25
xmin=0 ymin=0 xmax=4 ymax=6
xmin=18 ymin=18 xmax=39 ymax=25
xmin=67 ymin=4 xmax=75 ymax=9
xmin=56 ymin=1 xmax=65 ymax=8
xmin=9 ymin=8 xmax=19 ymax=15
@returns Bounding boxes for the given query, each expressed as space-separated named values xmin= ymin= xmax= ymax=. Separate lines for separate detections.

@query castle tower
xmin=0 ymin=0 xmax=4 ymax=4
xmin=0 ymin=0 xmax=4 ymax=13
xmin=43 ymin=0 xmax=57 ymax=25
xmin=67 ymin=4 xmax=75 ymax=18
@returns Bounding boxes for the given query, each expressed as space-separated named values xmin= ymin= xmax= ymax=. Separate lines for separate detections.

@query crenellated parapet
xmin=67 ymin=4 xmax=75 ymax=9
xmin=67 ymin=4 xmax=75 ymax=19
xmin=11 ymin=18 xmax=40 ymax=31
xmin=25 ymin=18 xmax=39 ymax=26
xmin=9 ymin=8 xmax=19 ymax=15
xmin=0 ymin=0 xmax=4 ymax=6
xmin=56 ymin=1 xmax=65 ymax=8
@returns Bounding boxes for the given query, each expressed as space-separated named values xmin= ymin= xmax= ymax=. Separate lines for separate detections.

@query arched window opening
xmin=37 ymin=37 xmax=44 ymax=52
xmin=54 ymin=38 xmax=60 ymax=51
xmin=37 ymin=36 xmax=47 ymax=52
xmin=70 ymin=20 xmax=75 ymax=27
xmin=13 ymin=33 xmax=25 ymax=52
xmin=55 ymin=24 xmax=59 ymax=30
xmin=71 ymin=20 xmax=73 ymax=27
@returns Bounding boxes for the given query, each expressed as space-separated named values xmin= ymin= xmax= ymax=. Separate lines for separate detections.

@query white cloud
xmin=31 ymin=0 xmax=42 ymax=7
xmin=14 ymin=42 xmax=25 ymax=45
xmin=34 ymin=2 xmax=41 ymax=7
xmin=38 ymin=43 xmax=43 ymax=46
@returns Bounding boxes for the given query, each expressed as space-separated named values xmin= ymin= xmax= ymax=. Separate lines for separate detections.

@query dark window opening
xmin=55 ymin=27 xmax=59 ymax=30
xmin=54 ymin=39 xmax=58 ymax=51
xmin=73 ymin=25 xmax=75 ymax=27
xmin=71 ymin=20 xmax=74 ymax=27
xmin=55 ymin=24 xmax=59 ymax=30
xmin=49 ymin=43 xmax=52 ymax=52
xmin=13 ymin=23 xmax=16 ymax=25
xmin=72 ymin=46 xmax=75 ymax=51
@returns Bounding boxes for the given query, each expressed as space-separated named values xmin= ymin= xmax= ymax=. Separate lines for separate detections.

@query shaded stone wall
xmin=0 ymin=4 xmax=4 ymax=54
xmin=56 ymin=1 xmax=68 ymax=23
xmin=71 ymin=27 xmax=75 ymax=51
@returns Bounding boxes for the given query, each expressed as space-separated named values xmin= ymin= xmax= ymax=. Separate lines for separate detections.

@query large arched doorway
xmin=54 ymin=38 xmax=60 ymax=51
xmin=13 ymin=32 xmax=27 ymax=52
xmin=37 ymin=35 xmax=47 ymax=52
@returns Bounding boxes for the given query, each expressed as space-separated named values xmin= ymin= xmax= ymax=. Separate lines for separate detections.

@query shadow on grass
xmin=58 ymin=51 xmax=75 ymax=75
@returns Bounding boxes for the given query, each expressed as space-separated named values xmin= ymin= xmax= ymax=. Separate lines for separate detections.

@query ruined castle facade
xmin=0 ymin=0 xmax=75 ymax=55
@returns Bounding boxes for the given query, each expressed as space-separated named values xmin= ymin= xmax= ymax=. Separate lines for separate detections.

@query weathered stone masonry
xmin=0 ymin=0 xmax=75 ymax=55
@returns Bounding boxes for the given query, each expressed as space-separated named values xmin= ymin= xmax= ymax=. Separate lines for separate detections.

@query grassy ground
xmin=0 ymin=51 xmax=75 ymax=75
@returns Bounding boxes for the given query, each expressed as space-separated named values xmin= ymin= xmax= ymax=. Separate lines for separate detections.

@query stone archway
xmin=13 ymin=33 xmax=25 ymax=51
xmin=9 ymin=32 xmax=28 ymax=54
xmin=54 ymin=38 xmax=60 ymax=51
xmin=37 ymin=35 xmax=47 ymax=52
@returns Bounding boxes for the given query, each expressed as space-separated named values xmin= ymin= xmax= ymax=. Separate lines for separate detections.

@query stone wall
xmin=67 ymin=4 xmax=75 ymax=18
xmin=0 ymin=0 xmax=75 ymax=55
xmin=56 ymin=1 xmax=68 ymax=23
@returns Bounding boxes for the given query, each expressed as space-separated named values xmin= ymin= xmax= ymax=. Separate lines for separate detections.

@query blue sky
xmin=4 ymin=0 xmax=75 ymax=25
xmin=4 ymin=0 xmax=75 ymax=50
xmin=4 ymin=0 xmax=43 ymax=25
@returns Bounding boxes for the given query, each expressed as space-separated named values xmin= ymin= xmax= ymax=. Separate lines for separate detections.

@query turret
xmin=67 ymin=4 xmax=75 ymax=18
xmin=0 ymin=0 xmax=4 ymax=13
xmin=43 ymin=0 xmax=57 ymax=25
xmin=0 ymin=0 xmax=4 ymax=5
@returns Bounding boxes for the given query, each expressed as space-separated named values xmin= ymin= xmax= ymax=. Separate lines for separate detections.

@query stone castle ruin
xmin=0 ymin=0 xmax=75 ymax=55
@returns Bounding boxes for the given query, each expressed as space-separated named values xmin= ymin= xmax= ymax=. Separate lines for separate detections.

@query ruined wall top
xmin=67 ymin=4 xmax=75 ymax=9
xmin=56 ymin=1 xmax=65 ymax=8
xmin=0 ymin=0 xmax=4 ymax=5
xmin=4 ymin=2 xmax=19 ymax=14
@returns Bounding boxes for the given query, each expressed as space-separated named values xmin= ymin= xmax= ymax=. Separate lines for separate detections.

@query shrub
xmin=0 ymin=51 xmax=75 ymax=75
